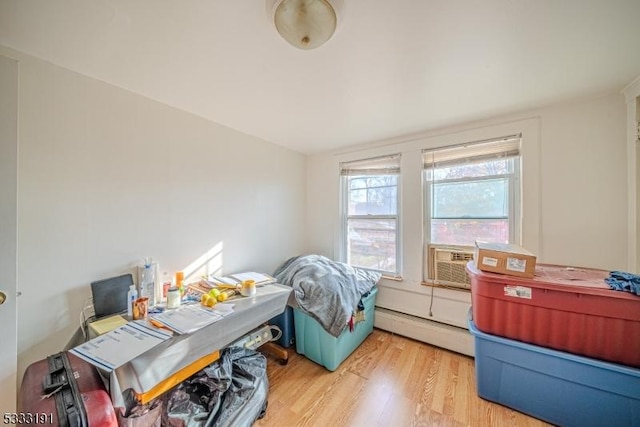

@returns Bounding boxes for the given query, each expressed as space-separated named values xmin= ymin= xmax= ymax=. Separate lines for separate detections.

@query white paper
xmin=151 ymin=303 xmax=227 ymax=334
xmin=230 ymin=271 xmax=275 ymax=284
xmin=70 ymin=322 xmax=171 ymax=372
xmin=211 ymin=302 xmax=235 ymax=316
xmin=209 ymin=275 xmax=240 ymax=285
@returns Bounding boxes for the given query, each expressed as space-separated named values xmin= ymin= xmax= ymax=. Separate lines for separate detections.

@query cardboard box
xmin=474 ymin=241 xmax=536 ymax=278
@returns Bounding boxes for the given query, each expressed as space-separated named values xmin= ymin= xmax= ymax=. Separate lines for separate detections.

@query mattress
xmin=467 ymin=261 xmax=640 ymax=367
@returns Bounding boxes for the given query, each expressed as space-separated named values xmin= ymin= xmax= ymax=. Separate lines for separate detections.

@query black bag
xmin=162 ymin=347 xmax=268 ymax=427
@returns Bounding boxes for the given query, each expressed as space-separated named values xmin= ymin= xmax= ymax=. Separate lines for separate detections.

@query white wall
xmin=1 ymin=46 xmax=307 ymax=381
xmin=306 ymin=92 xmax=628 ymax=333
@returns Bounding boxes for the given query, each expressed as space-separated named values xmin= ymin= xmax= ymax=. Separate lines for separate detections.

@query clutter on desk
xmin=88 ymin=314 xmax=128 ymax=338
xmin=107 ymin=283 xmax=292 ymax=409
xmin=166 ymin=286 xmax=181 ymax=309
xmin=174 ymin=270 xmax=185 ymax=292
xmin=229 ymin=271 xmax=276 ymax=285
xmin=132 ymin=297 xmax=149 ymax=320
xmin=126 ymin=285 xmax=137 ymax=317
xmin=70 ymin=322 xmax=172 ymax=372
xmin=206 ymin=271 xmax=276 ymax=287
xmin=149 ymin=302 xmax=235 ymax=335
xmin=186 ymin=271 xmax=274 ymax=304
xmin=240 ymin=279 xmax=257 ymax=297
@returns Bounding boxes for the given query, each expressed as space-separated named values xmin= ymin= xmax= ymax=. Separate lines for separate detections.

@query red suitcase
xmin=18 ymin=351 xmax=117 ymax=427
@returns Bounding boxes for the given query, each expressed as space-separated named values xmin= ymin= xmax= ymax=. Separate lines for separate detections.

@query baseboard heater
xmin=374 ymin=307 xmax=474 ymax=357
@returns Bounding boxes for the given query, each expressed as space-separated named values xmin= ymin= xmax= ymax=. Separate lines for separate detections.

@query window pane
xmin=430 ymin=219 xmax=509 ymax=246
xmin=348 ymin=175 xmax=397 ymax=215
xmin=347 ymin=218 xmax=396 ymax=272
xmin=432 ymin=178 xmax=508 ymax=218
xmin=432 ymin=159 xmax=512 ymax=180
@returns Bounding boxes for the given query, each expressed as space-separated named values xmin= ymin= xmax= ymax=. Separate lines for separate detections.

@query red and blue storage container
xmin=466 ymin=262 xmax=640 ymax=368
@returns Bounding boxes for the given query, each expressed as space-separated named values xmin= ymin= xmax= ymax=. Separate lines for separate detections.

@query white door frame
xmin=623 ymin=75 xmax=640 ymax=273
xmin=0 ymin=54 xmax=19 ymax=411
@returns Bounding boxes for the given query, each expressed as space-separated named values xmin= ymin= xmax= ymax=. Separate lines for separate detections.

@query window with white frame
xmin=423 ymin=135 xmax=521 ymax=248
xmin=340 ymin=154 xmax=401 ymax=274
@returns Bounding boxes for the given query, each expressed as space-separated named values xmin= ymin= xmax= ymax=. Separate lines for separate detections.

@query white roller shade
xmin=422 ymin=135 xmax=521 ymax=169
xmin=341 ymin=154 xmax=401 ymax=176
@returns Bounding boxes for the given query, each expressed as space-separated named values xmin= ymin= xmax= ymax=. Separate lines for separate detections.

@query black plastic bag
xmin=162 ymin=347 xmax=268 ymax=427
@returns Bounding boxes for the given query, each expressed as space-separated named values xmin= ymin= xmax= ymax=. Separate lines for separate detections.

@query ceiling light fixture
xmin=271 ymin=0 xmax=340 ymax=50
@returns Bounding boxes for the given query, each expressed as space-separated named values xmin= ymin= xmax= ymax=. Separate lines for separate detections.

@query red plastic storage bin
xmin=467 ymin=261 xmax=640 ymax=368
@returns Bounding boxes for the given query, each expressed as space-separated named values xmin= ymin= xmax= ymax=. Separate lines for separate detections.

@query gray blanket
xmin=273 ymin=255 xmax=381 ymax=337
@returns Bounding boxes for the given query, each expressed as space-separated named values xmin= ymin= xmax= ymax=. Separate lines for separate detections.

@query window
xmin=423 ymin=135 xmax=521 ymax=247
xmin=340 ymin=154 xmax=401 ymax=274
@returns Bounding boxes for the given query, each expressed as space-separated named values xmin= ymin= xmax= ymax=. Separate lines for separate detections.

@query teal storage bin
xmin=294 ymin=287 xmax=377 ymax=371
xmin=469 ymin=317 xmax=640 ymax=427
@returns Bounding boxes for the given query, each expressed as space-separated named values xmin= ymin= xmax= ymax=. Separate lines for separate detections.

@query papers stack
xmin=229 ymin=272 xmax=276 ymax=285
xmin=207 ymin=272 xmax=275 ymax=287
xmin=71 ymin=322 xmax=172 ymax=372
xmin=150 ymin=303 xmax=235 ymax=335
xmin=88 ymin=314 xmax=128 ymax=337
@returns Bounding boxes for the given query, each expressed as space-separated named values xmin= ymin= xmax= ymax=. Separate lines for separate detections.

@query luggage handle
xmin=43 ymin=374 xmax=68 ymax=394
xmin=44 ymin=352 xmax=88 ymax=427
xmin=44 ymin=353 xmax=69 ymax=393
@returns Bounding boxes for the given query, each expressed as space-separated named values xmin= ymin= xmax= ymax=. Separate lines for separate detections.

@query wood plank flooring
xmin=256 ymin=328 xmax=551 ymax=427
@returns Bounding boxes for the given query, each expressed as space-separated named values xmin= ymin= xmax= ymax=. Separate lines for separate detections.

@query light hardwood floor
xmin=256 ymin=328 xmax=551 ymax=427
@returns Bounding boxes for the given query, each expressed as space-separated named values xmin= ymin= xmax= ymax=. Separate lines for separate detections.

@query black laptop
xmin=90 ymin=273 xmax=134 ymax=319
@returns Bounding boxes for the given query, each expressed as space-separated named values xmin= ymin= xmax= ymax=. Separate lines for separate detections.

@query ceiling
xmin=1 ymin=1 xmax=639 ymax=154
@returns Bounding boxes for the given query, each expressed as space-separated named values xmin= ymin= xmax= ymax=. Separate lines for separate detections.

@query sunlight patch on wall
xmin=182 ymin=241 xmax=224 ymax=282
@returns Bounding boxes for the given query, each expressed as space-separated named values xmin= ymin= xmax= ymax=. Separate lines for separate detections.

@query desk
xmin=109 ymin=283 xmax=291 ymax=408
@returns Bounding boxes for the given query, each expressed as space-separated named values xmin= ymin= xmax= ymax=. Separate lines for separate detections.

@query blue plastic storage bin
xmin=468 ymin=317 xmax=640 ymax=427
xmin=294 ymin=288 xmax=377 ymax=371
xmin=268 ymin=306 xmax=295 ymax=348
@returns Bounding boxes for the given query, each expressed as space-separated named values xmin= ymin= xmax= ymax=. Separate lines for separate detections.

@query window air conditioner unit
xmin=429 ymin=246 xmax=474 ymax=289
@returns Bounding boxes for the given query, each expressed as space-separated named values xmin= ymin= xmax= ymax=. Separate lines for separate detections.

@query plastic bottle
xmin=139 ymin=257 xmax=157 ymax=307
xmin=175 ymin=271 xmax=184 ymax=294
xmin=161 ymin=272 xmax=171 ymax=302
xmin=127 ymin=285 xmax=138 ymax=317
xmin=140 ymin=263 xmax=156 ymax=307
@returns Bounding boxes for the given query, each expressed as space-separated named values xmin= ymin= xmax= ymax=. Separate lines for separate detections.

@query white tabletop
xmin=109 ymin=282 xmax=292 ymax=407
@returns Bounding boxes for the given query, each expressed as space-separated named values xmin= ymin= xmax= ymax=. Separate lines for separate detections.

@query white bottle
xmin=127 ymin=285 xmax=138 ymax=317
